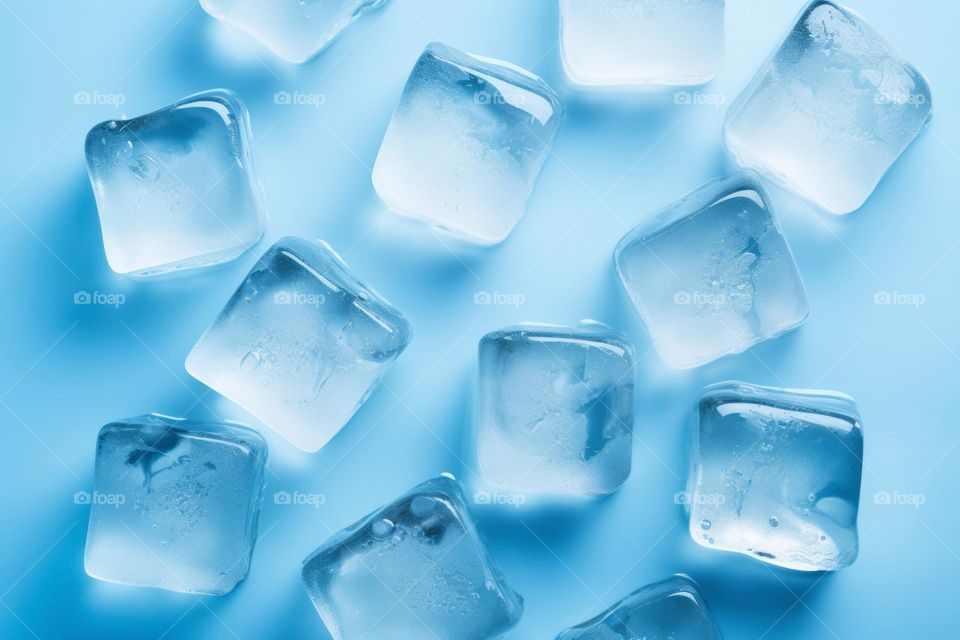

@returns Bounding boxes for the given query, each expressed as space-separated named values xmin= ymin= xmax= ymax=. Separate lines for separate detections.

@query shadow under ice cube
xmin=555 ymin=574 xmax=723 ymax=640
xmin=477 ymin=322 xmax=635 ymax=497
xmin=724 ymin=0 xmax=932 ymax=214
xmin=615 ymin=173 xmax=808 ymax=368
xmin=83 ymin=414 xmax=267 ymax=595
xmin=687 ymin=382 xmax=864 ymax=571
xmin=185 ymin=237 xmax=412 ymax=452
xmin=84 ymin=89 xmax=266 ymax=276
xmin=301 ymin=475 xmax=523 ymax=640
xmin=372 ymin=42 xmax=565 ymax=245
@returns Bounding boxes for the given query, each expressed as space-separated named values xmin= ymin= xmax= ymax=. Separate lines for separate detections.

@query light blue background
xmin=0 ymin=1 xmax=957 ymax=638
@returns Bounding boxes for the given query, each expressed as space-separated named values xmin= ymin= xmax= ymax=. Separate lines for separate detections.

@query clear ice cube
xmin=686 ymin=382 xmax=864 ymax=571
xmin=200 ymin=0 xmax=390 ymax=63
xmin=301 ymin=475 xmax=524 ymax=640
xmin=556 ymin=574 xmax=723 ymax=640
xmin=186 ymin=237 xmax=412 ymax=452
xmin=372 ymin=42 xmax=565 ymax=245
xmin=477 ymin=322 xmax=635 ymax=497
xmin=84 ymin=89 xmax=266 ymax=276
xmin=614 ymin=174 xmax=808 ymax=369
xmin=724 ymin=0 xmax=932 ymax=214
xmin=559 ymin=0 xmax=725 ymax=87
xmin=83 ymin=413 xmax=267 ymax=595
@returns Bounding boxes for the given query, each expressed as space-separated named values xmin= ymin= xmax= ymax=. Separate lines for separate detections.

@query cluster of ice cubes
xmin=76 ymin=0 xmax=922 ymax=637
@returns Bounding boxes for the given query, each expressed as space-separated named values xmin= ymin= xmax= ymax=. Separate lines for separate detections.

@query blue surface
xmin=0 ymin=1 xmax=957 ymax=638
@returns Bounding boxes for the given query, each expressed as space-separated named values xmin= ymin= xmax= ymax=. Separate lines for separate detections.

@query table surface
xmin=0 ymin=1 xmax=957 ymax=638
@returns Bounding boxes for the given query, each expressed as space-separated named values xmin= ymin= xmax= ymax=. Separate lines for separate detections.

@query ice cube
xmin=301 ymin=475 xmax=523 ymax=639
xmin=686 ymin=382 xmax=863 ymax=571
xmin=559 ymin=0 xmax=725 ymax=87
xmin=477 ymin=322 xmax=634 ymax=497
xmin=185 ymin=237 xmax=411 ymax=452
xmin=614 ymin=174 xmax=808 ymax=369
xmin=372 ymin=42 xmax=565 ymax=245
xmin=556 ymin=574 xmax=723 ymax=639
xmin=84 ymin=89 xmax=266 ymax=276
xmin=200 ymin=0 xmax=390 ymax=63
xmin=724 ymin=0 xmax=932 ymax=214
xmin=83 ymin=413 xmax=267 ymax=595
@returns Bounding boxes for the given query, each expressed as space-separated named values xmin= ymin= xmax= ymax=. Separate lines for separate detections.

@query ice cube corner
xmin=83 ymin=413 xmax=267 ymax=595
xmin=185 ymin=236 xmax=411 ymax=453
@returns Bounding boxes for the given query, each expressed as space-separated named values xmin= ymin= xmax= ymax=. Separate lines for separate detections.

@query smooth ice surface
xmin=556 ymin=574 xmax=723 ymax=640
xmin=687 ymin=382 xmax=863 ymax=571
xmin=477 ymin=322 xmax=634 ymax=497
xmin=83 ymin=414 xmax=267 ymax=595
xmin=615 ymin=174 xmax=808 ymax=369
xmin=85 ymin=89 xmax=266 ymax=276
xmin=301 ymin=475 xmax=523 ymax=640
xmin=200 ymin=0 xmax=390 ymax=63
xmin=186 ymin=237 xmax=411 ymax=452
xmin=559 ymin=0 xmax=724 ymax=87
xmin=724 ymin=0 xmax=932 ymax=214
xmin=372 ymin=42 xmax=564 ymax=244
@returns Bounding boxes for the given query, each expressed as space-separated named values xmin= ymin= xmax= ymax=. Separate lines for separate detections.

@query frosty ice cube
xmin=84 ymin=89 xmax=266 ymax=276
xmin=83 ymin=413 xmax=267 ymax=595
xmin=614 ymin=174 xmax=808 ymax=369
xmin=559 ymin=0 xmax=725 ymax=87
xmin=185 ymin=237 xmax=411 ymax=452
xmin=372 ymin=42 xmax=565 ymax=245
xmin=200 ymin=0 xmax=390 ymax=63
xmin=724 ymin=0 xmax=932 ymax=214
xmin=556 ymin=574 xmax=723 ymax=640
xmin=686 ymin=382 xmax=864 ymax=571
xmin=477 ymin=322 xmax=634 ymax=497
xmin=301 ymin=475 xmax=523 ymax=639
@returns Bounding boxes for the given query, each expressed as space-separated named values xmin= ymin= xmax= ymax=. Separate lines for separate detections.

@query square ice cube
xmin=372 ymin=42 xmax=565 ymax=245
xmin=301 ymin=475 xmax=523 ymax=639
xmin=185 ymin=237 xmax=411 ymax=452
xmin=84 ymin=89 xmax=266 ymax=276
xmin=687 ymin=382 xmax=863 ymax=571
xmin=724 ymin=0 xmax=932 ymax=214
xmin=556 ymin=574 xmax=723 ymax=640
xmin=559 ymin=0 xmax=725 ymax=87
xmin=83 ymin=413 xmax=267 ymax=595
xmin=477 ymin=322 xmax=634 ymax=497
xmin=200 ymin=0 xmax=390 ymax=63
xmin=614 ymin=174 xmax=808 ymax=369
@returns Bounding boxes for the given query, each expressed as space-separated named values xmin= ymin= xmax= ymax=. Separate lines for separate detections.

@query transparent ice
xmin=301 ymin=475 xmax=523 ymax=640
xmin=186 ymin=237 xmax=411 ymax=452
xmin=559 ymin=0 xmax=724 ymax=87
xmin=85 ymin=89 xmax=266 ymax=276
xmin=724 ymin=0 xmax=932 ymax=214
xmin=83 ymin=414 xmax=267 ymax=595
xmin=200 ymin=0 xmax=390 ymax=63
xmin=687 ymin=382 xmax=863 ymax=571
xmin=372 ymin=42 xmax=565 ymax=245
xmin=477 ymin=322 xmax=634 ymax=497
xmin=615 ymin=174 xmax=808 ymax=369
xmin=556 ymin=574 xmax=723 ymax=640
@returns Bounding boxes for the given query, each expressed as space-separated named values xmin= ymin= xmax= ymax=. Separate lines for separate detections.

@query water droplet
xmin=700 ymin=519 xmax=712 ymax=530
xmin=769 ymin=516 xmax=779 ymax=528
xmin=440 ymin=471 xmax=456 ymax=481
xmin=411 ymin=496 xmax=436 ymax=517
xmin=371 ymin=518 xmax=394 ymax=538
xmin=808 ymin=493 xmax=817 ymax=502
xmin=240 ymin=351 xmax=262 ymax=371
